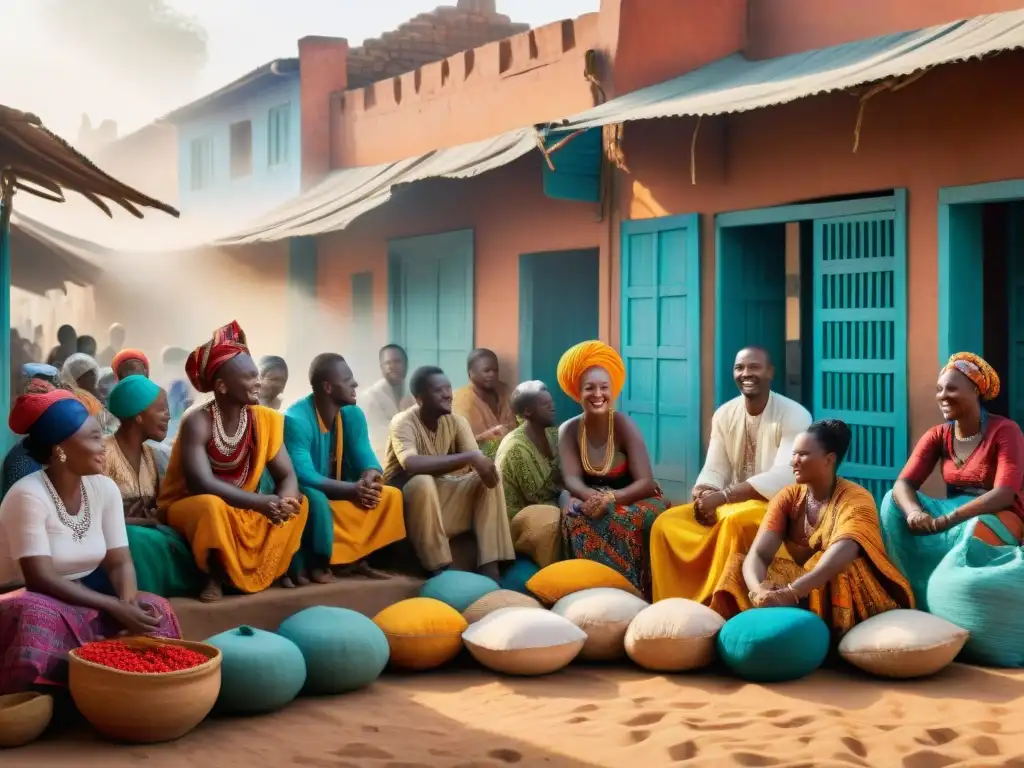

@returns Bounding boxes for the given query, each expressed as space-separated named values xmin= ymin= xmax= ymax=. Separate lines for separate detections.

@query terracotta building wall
xmin=613 ymin=51 xmax=1024 ymax=448
xmin=315 ymin=155 xmax=607 ymax=382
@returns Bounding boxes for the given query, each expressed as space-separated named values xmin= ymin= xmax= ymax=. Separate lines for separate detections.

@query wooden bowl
xmin=0 ymin=692 xmax=53 ymax=748
xmin=69 ymin=636 xmax=221 ymax=743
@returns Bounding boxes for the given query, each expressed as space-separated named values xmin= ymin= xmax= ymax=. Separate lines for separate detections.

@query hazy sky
xmin=0 ymin=0 xmax=598 ymax=139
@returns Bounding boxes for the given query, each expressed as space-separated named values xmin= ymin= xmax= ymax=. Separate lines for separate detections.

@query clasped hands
xmin=258 ymin=495 xmax=303 ymax=525
xmin=565 ymin=490 xmax=615 ymax=520
xmin=352 ymin=470 xmax=384 ymax=510
xmin=748 ymin=580 xmax=801 ymax=608
xmin=692 ymin=484 xmax=728 ymax=526
xmin=905 ymin=508 xmax=956 ymax=536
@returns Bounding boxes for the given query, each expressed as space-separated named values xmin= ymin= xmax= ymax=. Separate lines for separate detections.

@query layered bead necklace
xmin=41 ymin=472 xmax=91 ymax=543
xmin=579 ymin=409 xmax=616 ymax=476
xmin=208 ymin=401 xmax=253 ymax=487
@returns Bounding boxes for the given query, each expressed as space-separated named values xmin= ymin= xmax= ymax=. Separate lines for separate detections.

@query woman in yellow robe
xmin=710 ymin=419 xmax=914 ymax=636
xmin=158 ymin=321 xmax=308 ymax=602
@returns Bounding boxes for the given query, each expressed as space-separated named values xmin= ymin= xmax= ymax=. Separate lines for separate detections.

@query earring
xmin=56 ymin=447 xmax=67 ymax=463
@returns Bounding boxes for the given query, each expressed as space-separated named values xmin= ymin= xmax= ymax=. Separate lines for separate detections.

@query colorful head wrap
xmin=8 ymin=390 xmax=89 ymax=447
xmin=107 ymin=374 xmax=162 ymax=420
xmin=24 ymin=379 xmax=55 ymax=395
xmin=556 ymin=340 xmax=627 ymax=404
xmin=22 ymin=363 xmax=59 ymax=381
xmin=62 ymin=353 xmax=99 ymax=386
xmin=112 ymin=349 xmax=150 ymax=378
xmin=942 ymin=352 xmax=1001 ymax=401
xmin=185 ymin=320 xmax=249 ymax=393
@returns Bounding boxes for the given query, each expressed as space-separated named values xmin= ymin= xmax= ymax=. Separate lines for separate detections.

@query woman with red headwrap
xmin=881 ymin=352 xmax=1024 ymax=608
xmin=0 ymin=391 xmax=181 ymax=695
xmin=158 ymin=321 xmax=308 ymax=603
xmin=555 ymin=341 xmax=669 ymax=597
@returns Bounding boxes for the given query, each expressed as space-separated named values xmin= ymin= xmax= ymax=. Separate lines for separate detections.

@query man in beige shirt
xmin=384 ymin=365 xmax=515 ymax=579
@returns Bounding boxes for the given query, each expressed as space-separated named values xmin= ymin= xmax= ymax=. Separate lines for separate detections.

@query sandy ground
xmin=7 ymin=662 xmax=1024 ymax=768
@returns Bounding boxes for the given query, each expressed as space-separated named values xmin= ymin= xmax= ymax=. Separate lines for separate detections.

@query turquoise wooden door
xmin=1008 ymin=202 xmax=1024 ymax=427
xmin=388 ymin=230 xmax=474 ymax=389
xmin=519 ymin=249 xmax=600 ymax=424
xmin=621 ymin=214 xmax=701 ymax=500
xmin=714 ymin=224 xmax=787 ymax=404
xmin=350 ymin=270 xmax=374 ymax=377
xmin=812 ymin=192 xmax=907 ymax=504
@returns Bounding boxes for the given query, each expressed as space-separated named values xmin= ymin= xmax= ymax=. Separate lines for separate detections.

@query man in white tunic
xmin=357 ymin=344 xmax=415 ymax=464
xmin=649 ymin=346 xmax=811 ymax=603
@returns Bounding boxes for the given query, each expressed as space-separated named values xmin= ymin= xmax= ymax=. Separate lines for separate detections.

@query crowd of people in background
xmin=0 ymin=316 xmax=1022 ymax=695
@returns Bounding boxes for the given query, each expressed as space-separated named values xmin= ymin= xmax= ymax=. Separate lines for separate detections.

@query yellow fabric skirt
xmin=167 ymin=494 xmax=308 ymax=594
xmin=327 ymin=486 xmax=406 ymax=565
xmin=649 ymin=500 xmax=770 ymax=603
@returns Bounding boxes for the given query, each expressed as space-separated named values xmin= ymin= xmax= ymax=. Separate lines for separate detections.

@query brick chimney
xmin=298 ymin=36 xmax=349 ymax=189
xmin=457 ymin=0 xmax=496 ymax=12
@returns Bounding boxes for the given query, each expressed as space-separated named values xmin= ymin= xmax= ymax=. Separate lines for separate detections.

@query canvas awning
xmin=218 ymin=127 xmax=539 ymax=245
xmin=9 ymin=213 xmax=107 ymax=295
xmin=552 ymin=10 xmax=1024 ymax=131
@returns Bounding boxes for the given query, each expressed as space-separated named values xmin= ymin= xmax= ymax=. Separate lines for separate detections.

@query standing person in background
xmin=359 ymin=344 xmax=415 ymax=463
xmin=258 ymin=356 xmax=289 ymax=411
xmin=77 ymin=336 xmax=98 ymax=359
xmin=453 ymin=348 xmax=517 ymax=460
xmin=162 ymin=346 xmax=195 ymax=444
xmin=29 ymin=326 xmax=44 ymax=363
xmin=112 ymin=349 xmax=149 ymax=381
xmin=46 ymin=325 xmax=78 ymax=370
xmin=97 ymin=323 xmax=126 ymax=368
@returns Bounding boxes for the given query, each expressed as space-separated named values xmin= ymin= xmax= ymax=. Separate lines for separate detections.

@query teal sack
xmin=927 ymin=528 xmax=1024 ymax=668
xmin=127 ymin=524 xmax=204 ymax=598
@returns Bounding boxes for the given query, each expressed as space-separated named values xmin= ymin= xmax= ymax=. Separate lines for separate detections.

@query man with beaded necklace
xmin=157 ymin=321 xmax=309 ymax=603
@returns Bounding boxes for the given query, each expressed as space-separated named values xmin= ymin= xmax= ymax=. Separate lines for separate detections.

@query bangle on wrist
xmin=722 ymin=487 xmax=732 ymax=504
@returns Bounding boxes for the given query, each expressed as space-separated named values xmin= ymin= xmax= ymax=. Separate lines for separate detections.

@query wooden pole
xmin=0 ymin=174 xmax=12 ymax=454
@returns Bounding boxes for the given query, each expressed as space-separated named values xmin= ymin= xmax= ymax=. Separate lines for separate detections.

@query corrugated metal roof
xmin=163 ymin=59 xmax=300 ymax=124
xmin=218 ymin=127 xmax=539 ymax=245
xmin=553 ymin=11 xmax=1024 ymax=131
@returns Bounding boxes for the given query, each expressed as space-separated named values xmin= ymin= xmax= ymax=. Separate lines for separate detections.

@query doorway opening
xmin=518 ymin=248 xmax=600 ymax=425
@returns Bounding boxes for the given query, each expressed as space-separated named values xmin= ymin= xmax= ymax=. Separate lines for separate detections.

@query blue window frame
xmin=268 ymin=104 xmax=291 ymax=167
xmin=189 ymin=136 xmax=214 ymax=191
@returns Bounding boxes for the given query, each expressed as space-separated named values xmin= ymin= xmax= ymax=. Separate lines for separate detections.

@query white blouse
xmin=0 ymin=471 xmax=128 ymax=586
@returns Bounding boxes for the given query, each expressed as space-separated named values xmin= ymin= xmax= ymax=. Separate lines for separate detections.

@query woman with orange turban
xmin=881 ymin=352 xmax=1024 ymax=608
xmin=555 ymin=340 xmax=669 ymax=597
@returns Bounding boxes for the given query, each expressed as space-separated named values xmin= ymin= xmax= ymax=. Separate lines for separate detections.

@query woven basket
xmin=0 ymin=692 xmax=53 ymax=748
xmin=69 ymin=636 xmax=221 ymax=743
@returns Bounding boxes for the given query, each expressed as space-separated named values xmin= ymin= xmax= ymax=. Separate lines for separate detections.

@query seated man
xmin=285 ymin=353 xmax=406 ymax=583
xmin=359 ymin=344 xmax=415 ymax=464
xmin=384 ymin=365 xmax=514 ymax=579
xmin=158 ymin=321 xmax=308 ymax=603
xmin=650 ymin=346 xmax=811 ymax=602
xmin=453 ymin=348 xmax=517 ymax=459
xmin=258 ymin=355 xmax=289 ymax=411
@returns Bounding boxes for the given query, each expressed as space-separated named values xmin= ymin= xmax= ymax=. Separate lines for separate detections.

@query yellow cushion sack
xmin=526 ymin=560 xmax=642 ymax=605
xmin=373 ymin=598 xmax=468 ymax=671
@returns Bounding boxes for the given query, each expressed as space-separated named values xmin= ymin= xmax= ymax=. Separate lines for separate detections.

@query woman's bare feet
xmin=310 ymin=568 xmax=336 ymax=584
xmin=199 ymin=579 xmax=224 ymax=603
xmin=278 ymin=575 xmax=297 ymax=589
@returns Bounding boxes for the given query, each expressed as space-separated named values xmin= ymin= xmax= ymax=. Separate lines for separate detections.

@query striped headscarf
xmin=556 ymin=340 xmax=626 ymax=404
xmin=942 ymin=352 xmax=1001 ymax=401
xmin=185 ymin=321 xmax=250 ymax=393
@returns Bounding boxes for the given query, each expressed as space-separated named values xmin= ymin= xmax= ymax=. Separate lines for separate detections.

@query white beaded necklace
xmin=210 ymin=401 xmax=249 ymax=455
xmin=41 ymin=473 xmax=91 ymax=543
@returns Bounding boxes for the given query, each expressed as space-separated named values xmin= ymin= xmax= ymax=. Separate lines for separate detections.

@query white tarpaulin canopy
xmin=217 ymin=127 xmax=539 ymax=245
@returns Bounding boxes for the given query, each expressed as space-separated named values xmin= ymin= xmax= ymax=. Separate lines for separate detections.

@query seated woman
xmin=494 ymin=381 xmax=564 ymax=567
xmin=711 ymin=420 xmax=914 ymax=636
xmin=556 ymin=341 xmax=669 ymax=597
xmin=284 ymin=353 xmax=404 ymax=583
xmin=104 ymin=375 xmax=202 ymax=597
xmin=158 ymin=322 xmax=308 ymax=603
xmin=453 ymin=349 xmax=518 ymax=459
xmin=881 ymin=353 xmax=1024 ymax=607
xmin=0 ymin=390 xmax=180 ymax=695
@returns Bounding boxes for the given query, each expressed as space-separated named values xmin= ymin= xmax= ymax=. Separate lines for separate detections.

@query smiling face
xmin=216 ymin=354 xmax=261 ymax=406
xmin=133 ymin=390 xmax=171 ymax=442
xmin=526 ymin=389 xmax=556 ymax=428
xmin=420 ymin=372 xmax=453 ymax=416
xmin=733 ymin=347 xmax=772 ymax=399
xmin=61 ymin=417 xmax=107 ymax=476
xmin=936 ymin=368 xmax=979 ymax=422
xmin=580 ymin=366 xmax=613 ymax=415
xmin=790 ymin=431 xmax=834 ymax=486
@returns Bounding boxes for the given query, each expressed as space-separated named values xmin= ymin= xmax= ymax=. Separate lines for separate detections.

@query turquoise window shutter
xmin=542 ymin=128 xmax=601 ymax=204
xmin=811 ymin=192 xmax=908 ymax=504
